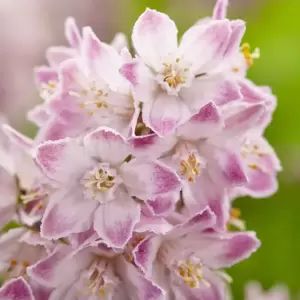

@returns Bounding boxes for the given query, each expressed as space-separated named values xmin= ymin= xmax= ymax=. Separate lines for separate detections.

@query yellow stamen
xmin=241 ymin=43 xmax=260 ymax=68
xmin=181 ymin=154 xmax=201 ymax=182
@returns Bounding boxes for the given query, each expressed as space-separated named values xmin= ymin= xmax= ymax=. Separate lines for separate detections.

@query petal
xmin=35 ymin=138 xmax=93 ymax=183
xmin=28 ymin=246 xmax=89 ymax=288
xmin=211 ymin=147 xmax=248 ymax=186
xmin=122 ymin=159 xmax=181 ymax=199
xmin=222 ymin=104 xmax=265 ymax=138
xmin=82 ymin=27 xmax=124 ymax=89
xmin=132 ymin=8 xmax=178 ymax=69
xmin=239 ymin=79 xmax=270 ymax=104
xmin=41 ymin=188 xmax=97 ymax=240
xmin=34 ymin=116 xmax=83 ymax=143
xmin=83 ymin=126 xmax=130 ymax=166
xmin=142 ymin=92 xmax=191 ymax=137
xmin=30 ymin=280 xmax=52 ymax=300
xmin=135 ymin=214 xmax=172 ymax=234
xmin=212 ymin=79 xmax=242 ymax=106
xmin=0 ymin=165 xmax=17 ymax=228
xmin=111 ymin=32 xmax=129 ymax=53
xmin=243 ymin=166 xmax=278 ymax=198
xmin=182 ymin=173 xmax=228 ymax=229
xmin=197 ymin=231 xmax=261 ymax=269
xmin=2 ymin=124 xmax=33 ymax=152
xmin=65 ymin=17 xmax=81 ymax=50
xmin=177 ymin=102 xmax=223 ymax=140
xmin=179 ymin=73 xmax=223 ymax=113
xmin=0 ymin=277 xmax=34 ymax=300
xmin=180 ymin=20 xmax=231 ymax=73
xmin=213 ymin=0 xmax=229 ymax=20
xmin=34 ymin=67 xmax=58 ymax=89
xmin=133 ymin=236 xmax=162 ymax=275
xmin=223 ymin=20 xmax=246 ymax=59
xmin=117 ymin=257 xmax=165 ymax=300
xmin=27 ymin=246 xmax=70 ymax=288
xmin=46 ymin=46 xmax=75 ymax=68
xmin=169 ymin=207 xmax=216 ymax=239
xmin=93 ymin=192 xmax=140 ymax=248
xmin=129 ymin=133 xmax=176 ymax=159
xmin=147 ymin=193 xmax=177 ymax=216
xmin=27 ymin=105 xmax=51 ymax=127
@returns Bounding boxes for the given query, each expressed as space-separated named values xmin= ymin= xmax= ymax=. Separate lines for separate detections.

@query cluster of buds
xmin=0 ymin=0 xmax=285 ymax=299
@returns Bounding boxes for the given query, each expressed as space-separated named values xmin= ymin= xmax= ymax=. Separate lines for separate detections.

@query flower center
xmin=40 ymin=80 xmax=57 ymax=100
xmin=84 ymin=168 xmax=115 ymax=193
xmin=69 ymin=81 xmax=109 ymax=116
xmin=241 ymin=142 xmax=267 ymax=171
xmin=176 ymin=259 xmax=209 ymax=288
xmin=180 ymin=154 xmax=201 ymax=182
xmin=5 ymin=259 xmax=30 ymax=280
xmin=82 ymin=164 xmax=120 ymax=203
xmin=158 ymin=57 xmax=190 ymax=93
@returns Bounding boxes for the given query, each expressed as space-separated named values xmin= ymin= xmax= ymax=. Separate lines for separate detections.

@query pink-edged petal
xmin=34 ymin=115 xmax=83 ymax=143
xmin=93 ymin=192 xmax=140 ymax=248
xmin=213 ymin=0 xmax=229 ymax=20
xmin=130 ymin=133 xmax=176 ymax=159
xmin=242 ymin=166 xmax=278 ymax=198
xmin=198 ymin=231 xmax=260 ymax=269
xmin=2 ymin=124 xmax=33 ymax=152
xmin=120 ymin=59 xmax=151 ymax=88
xmin=34 ymin=66 xmax=58 ymax=89
xmin=0 ymin=165 xmax=17 ymax=228
xmin=58 ymin=58 xmax=84 ymax=93
xmin=117 ymin=257 xmax=165 ymax=300
xmin=30 ymin=280 xmax=52 ymax=300
xmin=223 ymin=20 xmax=245 ymax=59
xmin=27 ymin=246 xmax=70 ymax=288
xmin=135 ymin=214 xmax=172 ymax=234
xmin=147 ymin=193 xmax=177 ymax=216
xmin=132 ymin=8 xmax=178 ymax=69
xmin=122 ymin=159 xmax=181 ymax=199
xmin=0 ymin=277 xmax=34 ymax=300
xmin=83 ymin=127 xmax=130 ymax=166
xmin=65 ymin=17 xmax=81 ymax=50
xmin=82 ymin=27 xmax=124 ymax=88
xmin=179 ymin=73 xmax=223 ymax=113
xmin=28 ymin=246 xmax=88 ymax=288
xmin=178 ymin=102 xmax=223 ymax=140
xmin=182 ymin=173 xmax=228 ymax=229
xmin=180 ymin=20 xmax=231 ymax=73
xmin=213 ymin=79 xmax=242 ymax=106
xmin=169 ymin=207 xmax=217 ymax=238
xmin=211 ymin=147 xmax=248 ymax=186
xmin=142 ymin=92 xmax=191 ymax=137
xmin=111 ymin=32 xmax=129 ymax=53
xmin=35 ymin=138 xmax=92 ymax=183
xmin=27 ymin=105 xmax=51 ymax=127
xmin=41 ymin=188 xmax=97 ymax=240
xmin=223 ymin=104 xmax=265 ymax=138
xmin=239 ymin=79 xmax=270 ymax=104
xmin=133 ymin=236 xmax=162 ymax=275
xmin=46 ymin=46 xmax=75 ymax=68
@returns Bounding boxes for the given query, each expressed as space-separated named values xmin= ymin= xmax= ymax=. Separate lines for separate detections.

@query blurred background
xmin=0 ymin=0 xmax=299 ymax=298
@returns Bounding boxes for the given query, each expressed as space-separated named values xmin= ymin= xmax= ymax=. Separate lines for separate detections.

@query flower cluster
xmin=0 ymin=0 xmax=282 ymax=299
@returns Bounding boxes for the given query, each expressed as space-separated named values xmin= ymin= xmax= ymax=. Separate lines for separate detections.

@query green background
xmin=117 ymin=0 xmax=300 ymax=299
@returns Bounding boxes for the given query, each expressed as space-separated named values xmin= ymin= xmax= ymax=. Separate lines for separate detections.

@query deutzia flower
xmin=121 ymin=8 xmax=245 ymax=136
xmin=35 ymin=127 xmax=181 ymax=248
